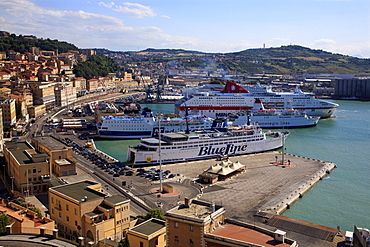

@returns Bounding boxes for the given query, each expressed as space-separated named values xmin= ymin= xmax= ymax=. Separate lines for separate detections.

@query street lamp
xmin=158 ymin=113 xmax=163 ymax=193
xmin=10 ymin=177 xmax=14 ymax=191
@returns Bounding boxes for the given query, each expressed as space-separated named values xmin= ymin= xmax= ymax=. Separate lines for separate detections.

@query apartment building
xmin=54 ymin=83 xmax=77 ymax=107
xmin=73 ymin=77 xmax=87 ymax=94
xmin=48 ymin=180 xmax=132 ymax=245
xmin=28 ymin=104 xmax=46 ymax=118
xmin=165 ymin=199 xmax=225 ymax=247
xmin=0 ymin=99 xmax=16 ymax=126
xmin=3 ymin=141 xmax=50 ymax=195
xmin=32 ymin=82 xmax=56 ymax=110
xmin=87 ymin=78 xmax=99 ymax=92
xmin=31 ymin=136 xmax=76 ymax=176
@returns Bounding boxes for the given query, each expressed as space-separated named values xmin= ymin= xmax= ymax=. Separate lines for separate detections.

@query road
xmin=17 ymin=91 xmax=152 ymax=217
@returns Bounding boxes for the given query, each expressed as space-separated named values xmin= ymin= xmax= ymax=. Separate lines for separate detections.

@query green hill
xmin=0 ymin=33 xmax=78 ymax=54
xmin=219 ymin=45 xmax=370 ymax=75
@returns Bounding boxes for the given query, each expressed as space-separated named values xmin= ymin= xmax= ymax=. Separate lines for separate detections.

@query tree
xmin=29 ymin=207 xmax=43 ymax=218
xmin=0 ymin=213 xmax=9 ymax=233
xmin=119 ymin=236 xmax=131 ymax=247
xmin=137 ymin=208 xmax=165 ymax=221
xmin=14 ymin=196 xmax=27 ymax=207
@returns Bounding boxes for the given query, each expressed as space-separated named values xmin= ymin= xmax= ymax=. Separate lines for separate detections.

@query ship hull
xmin=128 ymin=133 xmax=287 ymax=165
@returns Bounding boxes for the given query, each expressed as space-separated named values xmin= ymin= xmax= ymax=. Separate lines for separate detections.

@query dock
xmin=142 ymin=151 xmax=336 ymax=223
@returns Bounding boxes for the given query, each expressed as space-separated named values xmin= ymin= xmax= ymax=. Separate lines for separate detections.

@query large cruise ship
xmin=127 ymin=124 xmax=289 ymax=165
xmin=96 ymin=109 xmax=216 ymax=139
xmin=231 ymin=99 xmax=320 ymax=128
xmin=177 ymin=81 xmax=338 ymax=118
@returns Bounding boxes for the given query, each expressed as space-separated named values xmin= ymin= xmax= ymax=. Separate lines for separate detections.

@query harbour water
xmin=94 ymin=100 xmax=370 ymax=232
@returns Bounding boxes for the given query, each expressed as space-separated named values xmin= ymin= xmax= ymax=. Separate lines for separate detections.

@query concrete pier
xmin=156 ymin=151 xmax=337 ymax=223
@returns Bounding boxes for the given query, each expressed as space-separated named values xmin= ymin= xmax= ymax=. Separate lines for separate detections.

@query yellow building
xmin=31 ymin=136 xmax=76 ymax=176
xmin=32 ymin=82 xmax=56 ymax=110
xmin=28 ymin=104 xmax=46 ymax=118
xmin=3 ymin=141 xmax=51 ymax=195
xmin=165 ymin=199 xmax=225 ymax=247
xmin=0 ymin=99 xmax=16 ymax=126
xmin=48 ymin=180 xmax=132 ymax=245
xmin=127 ymin=218 xmax=166 ymax=247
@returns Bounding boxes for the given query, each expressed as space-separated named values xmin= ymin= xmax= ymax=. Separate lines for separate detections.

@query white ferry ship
xmin=177 ymin=81 xmax=338 ymax=118
xmin=127 ymin=125 xmax=289 ymax=165
xmin=96 ymin=109 xmax=216 ymax=139
xmin=231 ymin=99 xmax=320 ymax=128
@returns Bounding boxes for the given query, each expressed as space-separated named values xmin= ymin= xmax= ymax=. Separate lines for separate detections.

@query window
xmin=66 ymin=216 xmax=69 ymax=222
xmin=33 ymin=169 xmax=36 ymax=173
xmin=66 ymin=204 xmax=69 ymax=211
xmin=75 ymin=220 xmax=78 ymax=226
xmin=190 ymin=239 xmax=194 ymax=245
xmin=140 ymin=242 xmax=144 ymax=247
xmin=174 ymin=222 xmax=178 ymax=228
xmin=189 ymin=224 xmax=193 ymax=231
xmin=175 ymin=236 xmax=179 ymax=242
xmin=38 ymin=168 xmax=41 ymax=172
xmin=74 ymin=208 xmax=77 ymax=215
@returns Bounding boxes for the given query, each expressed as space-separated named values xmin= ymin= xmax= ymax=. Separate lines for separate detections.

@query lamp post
xmin=281 ymin=132 xmax=285 ymax=165
xmin=10 ymin=177 xmax=14 ymax=191
xmin=158 ymin=113 xmax=163 ymax=193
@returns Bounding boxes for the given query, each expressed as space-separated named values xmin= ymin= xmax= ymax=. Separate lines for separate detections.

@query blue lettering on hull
xmin=198 ymin=144 xmax=248 ymax=156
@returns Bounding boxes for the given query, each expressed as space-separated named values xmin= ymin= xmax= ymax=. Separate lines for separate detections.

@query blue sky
xmin=1 ymin=0 xmax=369 ymax=57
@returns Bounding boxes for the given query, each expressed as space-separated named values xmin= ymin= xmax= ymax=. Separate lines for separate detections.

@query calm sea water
xmin=94 ymin=101 xmax=370 ymax=231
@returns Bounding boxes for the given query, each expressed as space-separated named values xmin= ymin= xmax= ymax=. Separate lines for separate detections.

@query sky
xmin=1 ymin=0 xmax=370 ymax=58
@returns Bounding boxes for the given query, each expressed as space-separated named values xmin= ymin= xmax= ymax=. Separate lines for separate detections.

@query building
xmin=32 ymin=82 xmax=56 ymax=110
xmin=0 ymin=108 xmax=3 ymax=152
xmin=31 ymin=136 xmax=76 ymax=177
xmin=81 ymin=49 xmax=96 ymax=58
xmin=127 ymin=218 xmax=166 ymax=247
xmin=54 ymin=83 xmax=77 ymax=107
xmin=334 ymin=78 xmax=370 ymax=100
xmin=73 ymin=77 xmax=87 ymax=94
xmin=0 ymin=199 xmax=55 ymax=234
xmin=0 ymin=99 xmax=16 ymax=127
xmin=165 ymin=199 xmax=297 ymax=247
xmin=3 ymin=141 xmax=50 ymax=195
xmin=48 ymin=180 xmax=132 ymax=245
xmin=28 ymin=104 xmax=46 ymax=118
xmin=165 ymin=199 xmax=225 ymax=247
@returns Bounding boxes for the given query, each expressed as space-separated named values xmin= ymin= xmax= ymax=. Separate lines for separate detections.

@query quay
xmin=137 ymin=151 xmax=336 ymax=223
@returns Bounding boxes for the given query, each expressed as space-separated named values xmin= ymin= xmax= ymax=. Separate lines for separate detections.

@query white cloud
xmin=99 ymin=1 xmax=156 ymax=18
xmin=161 ymin=15 xmax=171 ymax=19
xmin=98 ymin=2 xmax=115 ymax=8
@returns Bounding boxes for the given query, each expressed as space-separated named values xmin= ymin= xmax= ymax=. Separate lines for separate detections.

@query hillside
xmin=0 ymin=33 xmax=78 ymax=54
xmin=219 ymin=45 xmax=370 ymax=75
xmin=1 ymin=31 xmax=369 ymax=75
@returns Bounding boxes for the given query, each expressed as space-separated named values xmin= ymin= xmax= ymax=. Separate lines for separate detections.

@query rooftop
xmin=5 ymin=141 xmax=48 ymax=165
xmin=104 ymin=195 xmax=129 ymax=206
xmin=208 ymin=223 xmax=291 ymax=247
xmin=33 ymin=136 xmax=68 ymax=150
xmin=50 ymin=180 xmax=106 ymax=203
xmin=130 ymin=218 xmax=166 ymax=236
xmin=167 ymin=199 xmax=224 ymax=221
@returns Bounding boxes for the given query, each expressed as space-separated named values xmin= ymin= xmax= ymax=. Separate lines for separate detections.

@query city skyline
xmin=1 ymin=0 xmax=369 ymax=58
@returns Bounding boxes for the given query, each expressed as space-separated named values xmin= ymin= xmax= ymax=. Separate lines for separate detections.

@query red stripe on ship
xmin=265 ymin=106 xmax=338 ymax=110
xmin=179 ymin=106 xmax=253 ymax=111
